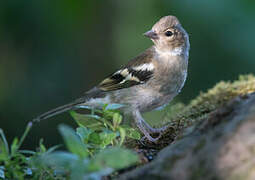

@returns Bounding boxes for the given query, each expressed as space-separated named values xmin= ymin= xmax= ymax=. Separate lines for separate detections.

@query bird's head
xmin=144 ymin=15 xmax=189 ymax=54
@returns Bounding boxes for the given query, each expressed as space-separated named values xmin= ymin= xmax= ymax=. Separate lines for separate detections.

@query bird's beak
xmin=143 ymin=30 xmax=158 ymax=39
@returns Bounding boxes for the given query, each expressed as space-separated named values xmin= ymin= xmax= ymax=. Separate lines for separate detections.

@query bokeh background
xmin=0 ymin=0 xmax=255 ymax=149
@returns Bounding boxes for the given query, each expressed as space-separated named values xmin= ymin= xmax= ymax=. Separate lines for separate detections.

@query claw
xmin=145 ymin=135 xmax=160 ymax=142
xmin=140 ymin=134 xmax=160 ymax=144
xmin=133 ymin=110 xmax=166 ymax=143
xmin=142 ymin=121 xmax=170 ymax=134
xmin=140 ymin=131 xmax=163 ymax=143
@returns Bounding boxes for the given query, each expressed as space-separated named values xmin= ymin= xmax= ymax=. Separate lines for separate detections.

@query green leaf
xmin=102 ymin=110 xmax=115 ymax=120
xmin=99 ymin=131 xmax=116 ymax=147
xmin=39 ymin=151 xmax=79 ymax=168
xmin=16 ymin=122 xmax=32 ymax=151
xmin=88 ymin=132 xmax=101 ymax=145
xmin=69 ymin=158 xmax=89 ymax=180
xmin=0 ymin=139 xmax=8 ymax=161
xmin=0 ymin=129 xmax=9 ymax=156
xmin=70 ymin=111 xmax=104 ymax=130
xmin=58 ymin=125 xmax=88 ymax=158
xmin=46 ymin=144 xmax=62 ymax=154
xmin=113 ymin=113 xmax=122 ymax=128
xmin=37 ymin=152 xmax=88 ymax=180
xmin=124 ymin=128 xmax=141 ymax=140
xmin=39 ymin=139 xmax=47 ymax=153
xmin=10 ymin=137 xmax=19 ymax=155
xmin=118 ymin=127 xmax=126 ymax=146
xmin=76 ymin=126 xmax=93 ymax=143
xmin=90 ymin=147 xmax=138 ymax=171
xmin=104 ymin=103 xmax=125 ymax=110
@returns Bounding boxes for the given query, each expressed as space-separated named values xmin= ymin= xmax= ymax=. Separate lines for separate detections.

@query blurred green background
xmin=0 ymin=0 xmax=254 ymax=149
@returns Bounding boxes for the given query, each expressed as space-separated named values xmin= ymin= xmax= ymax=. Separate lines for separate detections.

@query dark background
xmin=0 ymin=0 xmax=255 ymax=149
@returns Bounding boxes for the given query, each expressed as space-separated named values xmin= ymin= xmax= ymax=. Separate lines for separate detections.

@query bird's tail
xmin=33 ymin=87 xmax=104 ymax=123
xmin=33 ymin=99 xmax=84 ymax=123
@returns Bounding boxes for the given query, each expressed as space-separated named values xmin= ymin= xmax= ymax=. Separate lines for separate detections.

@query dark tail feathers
xmin=33 ymin=87 xmax=105 ymax=123
xmin=33 ymin=99 xmax=84 ymax=123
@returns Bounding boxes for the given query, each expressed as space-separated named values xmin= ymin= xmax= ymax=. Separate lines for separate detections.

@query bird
xmin=34 ymin=15 xmax=190 ymax=142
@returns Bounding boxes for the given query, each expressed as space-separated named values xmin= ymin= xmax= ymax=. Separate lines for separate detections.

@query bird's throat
xmin=155 ymin=46 xmax=187 ymax=58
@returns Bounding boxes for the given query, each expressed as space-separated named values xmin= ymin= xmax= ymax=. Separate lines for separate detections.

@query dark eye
xmin=165 ymin=30 xmax=173 ymax=37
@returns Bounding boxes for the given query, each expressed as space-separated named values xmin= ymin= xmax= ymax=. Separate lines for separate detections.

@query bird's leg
xmin=141 ymin=120 xmax=169 ymax=134
xmin=132 ymin=110 xmax=160 ymax=142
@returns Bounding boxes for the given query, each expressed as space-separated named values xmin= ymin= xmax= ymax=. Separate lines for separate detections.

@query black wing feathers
xmin=98 ymin=47 xmax=155 ymax=91
xmin=127 ymin=68 xmax=153 ymax=82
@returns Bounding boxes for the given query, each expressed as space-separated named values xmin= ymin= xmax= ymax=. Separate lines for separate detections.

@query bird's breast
xmin=153 ymin=55 xmax=188 ymax=95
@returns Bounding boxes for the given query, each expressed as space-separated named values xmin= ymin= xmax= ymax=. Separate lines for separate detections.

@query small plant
xmin=32 ymin=125 xmax=139 ymax=179
xmin=0 ymin=104 xmax=140 ymax=179
xmin=71 ymin=103 xmax=141 ymax=149
xmin=0 ymin=122 xmax=33 ymax=179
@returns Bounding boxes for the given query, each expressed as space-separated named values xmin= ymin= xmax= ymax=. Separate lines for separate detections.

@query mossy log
xmin=120 ymin=75 xmax=255 ymax=180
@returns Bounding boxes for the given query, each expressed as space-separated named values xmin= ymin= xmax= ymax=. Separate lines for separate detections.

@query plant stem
xmin=16 ymin=122 xmax=33 ymax=151
xmin=0 ymin=128 xmax=9 ymax=154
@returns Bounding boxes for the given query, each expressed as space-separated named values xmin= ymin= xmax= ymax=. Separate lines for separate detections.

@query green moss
xmin=127 ymin=75 xmax=255 ymax=148
xmin=162 ymin=74 xmax=255 ymax=132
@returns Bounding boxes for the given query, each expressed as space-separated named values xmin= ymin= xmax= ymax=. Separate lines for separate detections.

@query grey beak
xmin=143 ymin=30 xmax=158 ymax=39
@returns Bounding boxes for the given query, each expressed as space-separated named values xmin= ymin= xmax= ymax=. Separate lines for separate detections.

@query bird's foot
xmin=139 ymin=125 xmax=173 ymax=143
xmin=140 ymin=128 xmax=165 ymax=143
xmin=140 ymin=134 xmax=161 ymax=143
xmin=138 ymin=124 xmax=171 ymax=143
xmin=145 ymin=124 xmax=170 ymax=134
xmin=133 ymin=110 xmax=169 ymax=143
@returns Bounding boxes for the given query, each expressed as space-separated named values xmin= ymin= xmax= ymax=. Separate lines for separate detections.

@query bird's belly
xmin=114 ymin=86 xmax=175 ymax=113
xmin=139 ymin=70 xmax=187 ymax=112
xmin=134 ymin=88 xmax=167 ymax=112
xmin=141 ymin=91 xmax=177 ymax=112
xmin=160 ymin=70 xmax=187 ymax=95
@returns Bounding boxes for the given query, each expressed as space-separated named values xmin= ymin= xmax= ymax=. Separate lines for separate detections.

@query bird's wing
xmin=97 ymin=48 xmax=155 ymax=91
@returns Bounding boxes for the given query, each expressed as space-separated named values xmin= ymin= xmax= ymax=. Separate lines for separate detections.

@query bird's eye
xmin=165 ymin=30 xmax=173 ymax=37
